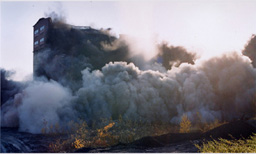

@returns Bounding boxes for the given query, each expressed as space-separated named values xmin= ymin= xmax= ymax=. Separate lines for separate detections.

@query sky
xmin=1 ymin=0 xmax=256 ymax=81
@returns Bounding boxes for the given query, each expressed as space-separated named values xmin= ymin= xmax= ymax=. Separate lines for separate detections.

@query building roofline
xmin=33 ymin=17 xmax=52 ymax=27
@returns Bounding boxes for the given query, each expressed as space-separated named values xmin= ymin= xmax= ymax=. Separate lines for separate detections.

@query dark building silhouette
xmin=32 ymin=17 xmax=117 ymax=82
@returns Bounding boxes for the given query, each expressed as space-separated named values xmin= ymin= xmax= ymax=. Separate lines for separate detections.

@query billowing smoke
xmin=157 ymin=43 xmax=197 ymax=70
xmin=34 ymin=14 xmax=132 ymax=90
xmin=1 ymin=75 xmax=76 ymax=133
xmin=2 ymin=52 xmax=256 ymax=133
xmin=242 ymin=34 xmax=256 ymax=67
xmin=34 ymin=14 xmax=196 ymax=90
xmin=74 ymin=53 xmax=256 ymax=124
xmin=1 ymin=69 xmax=25 ymax=127
xmin=1 ymin=14 xmax=256 ymax=134
xmin=1 ymin=69 xmax=24 ymax=106
xmin=18 ymin=80 xmax=75 ymax=134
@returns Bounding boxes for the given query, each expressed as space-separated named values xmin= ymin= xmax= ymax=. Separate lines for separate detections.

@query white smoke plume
xmin=18 ymin=80 xmax=75 ymax=134
xmin=1 ymin=52 xmax=256 ymax=133
xmin=1 ymin=79 xmax=75 ymax=134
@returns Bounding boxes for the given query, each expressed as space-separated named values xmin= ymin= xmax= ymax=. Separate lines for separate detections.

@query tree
xmin=179 ymin=114 xmax=191 ymax=133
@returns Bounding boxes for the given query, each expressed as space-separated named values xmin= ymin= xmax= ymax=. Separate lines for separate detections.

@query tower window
xmin=40 ymin=37 xmax=44 ymax=43
xmin=34 ymin=29 xmax=39 ymax=35
xmin=40 ymin=26 xmax=45 ymax=31
xmin=34 ymin=41 xmax=38 ymax=45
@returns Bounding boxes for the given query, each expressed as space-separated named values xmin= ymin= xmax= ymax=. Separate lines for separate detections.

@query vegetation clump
xmin=47 ymin=117 xmax=178 ymax=152
xmin=195 ymin=133 xmax=256 ymax=153
xmin=179 ymin=115 xmax=191 ymax=133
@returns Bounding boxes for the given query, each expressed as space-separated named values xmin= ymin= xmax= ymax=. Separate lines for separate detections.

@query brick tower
xmin=33 ymin=17 xmax=52 ymax=77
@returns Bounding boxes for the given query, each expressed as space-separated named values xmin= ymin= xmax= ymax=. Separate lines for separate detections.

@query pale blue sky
xmin=1 ymin=0 xmax=256 ymax=80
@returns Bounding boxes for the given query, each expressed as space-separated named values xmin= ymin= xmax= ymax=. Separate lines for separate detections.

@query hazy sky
xmin=1 ymin=0 xmax=256 ymax=80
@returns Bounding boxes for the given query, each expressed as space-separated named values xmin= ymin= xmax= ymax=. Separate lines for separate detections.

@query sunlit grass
xmin=45 ymin=116 xmax=233 ymax=152
xmin=47 ymin=117 xmax=179 ymax=152
xmin=195 ymin=133 xmax=256 ymax=153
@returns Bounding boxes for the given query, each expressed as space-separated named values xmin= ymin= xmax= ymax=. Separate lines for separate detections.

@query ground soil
xmin=75 ymin=119 xmax=256 ymax=153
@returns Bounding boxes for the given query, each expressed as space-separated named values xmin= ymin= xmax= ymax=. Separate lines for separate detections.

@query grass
xmin=47 ymin=118 xmax=179 ymax=152
xmin=195 ymin=133 xmax=256 ymax=153
xmin=45 ymin=115 xmax=236 ymax=152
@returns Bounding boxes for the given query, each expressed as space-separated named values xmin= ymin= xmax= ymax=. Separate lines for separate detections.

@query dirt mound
xmin=130 ymin=132 xmax=200 ymax=147
xmin=202 ymin=120 xmax=256 ymax=140
xmin=130 ymin=120 xmax=256 ymax=148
